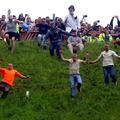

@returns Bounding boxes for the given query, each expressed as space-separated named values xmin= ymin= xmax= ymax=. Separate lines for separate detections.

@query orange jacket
xmin=0 ymin=68 xmax=21 ymax=86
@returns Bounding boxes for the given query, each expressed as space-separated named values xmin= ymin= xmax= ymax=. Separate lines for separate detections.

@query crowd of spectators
xmin=0 ymin=6 xmax=120 ymax=54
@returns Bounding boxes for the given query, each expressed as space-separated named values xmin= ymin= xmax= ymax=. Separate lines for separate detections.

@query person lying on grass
xmin=59 ymin=48 xmax=89 ymax=99
xmin=0 ymin=59 xmax=30 ymax=98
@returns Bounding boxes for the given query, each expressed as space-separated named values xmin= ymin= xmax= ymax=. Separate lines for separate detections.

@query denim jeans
xmin=103 ymin=65 xmax=117 ymax=85
xmin=49 ymin=41 xmax=61 ymax=55
xmin=70 ymin=74 xmax=82 ymax=97
xmin=37 ymin=34 xmax=48 ymax=46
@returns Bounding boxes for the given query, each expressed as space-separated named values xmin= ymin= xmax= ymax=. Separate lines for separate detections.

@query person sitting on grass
xmin=42 ymin=22 xmax=72 ymax=58
xmin=67 ymin=30 xmax=84 ymax=54
xmin=0 ymin=59 xmax=30 ymax=99
xmin=59 ymin=48 xmax=89 ymax=99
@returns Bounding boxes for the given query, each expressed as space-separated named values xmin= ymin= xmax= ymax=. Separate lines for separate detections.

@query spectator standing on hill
xmin=0 ymin=15 xmax=24 ymax=53
xmin=65 ymin=5 xmax=80 ymax=33
xmin=59 ymin=48 xmax=89 ymax=99
xmin=22 ymin=16 xmax=34 ymax=32
xmin=87 ymin=31 xmax=99 ymax=42
xmin=89 ymin=43 xmax=120 ymax=85
xmin=99 ymin=27 xmax=113 ymax=42
xmin=67 ymin=30 xmax=84 ymax=54
xmin=18 ymin=13 xmax=25 ymax=31
xmin=79 ymin=29 xmax=88 ymax=44
xmin=56 ymin=18 xmax=65 ymax=41
xmin=0 ymin=15 xmax=6 ymax=41
xmin=42 ymin=22 xmax=72 ymax=57
xmin=29 ymin=18 xmax=50 ymax=50
xmin=91 ymin=21 xmax=99 ymax=31
xmin=0 ymin=59 xmax=30 ymax=98
xmin=110 ymin=16 xmax=120 ymax=34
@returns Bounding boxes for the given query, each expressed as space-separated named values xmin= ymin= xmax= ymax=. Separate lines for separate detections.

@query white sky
xmin=1 ymin=0 xmax=120 ymax=27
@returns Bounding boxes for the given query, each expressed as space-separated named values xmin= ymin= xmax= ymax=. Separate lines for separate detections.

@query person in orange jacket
xmin=0 ymin=59 xmax=30 ymax=98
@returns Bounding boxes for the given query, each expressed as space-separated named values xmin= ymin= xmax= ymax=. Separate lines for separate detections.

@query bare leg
xmin=11 ymin=37 xmax=15 ymax=53
xmin=5 ymin=34 xmax=10 ymax=47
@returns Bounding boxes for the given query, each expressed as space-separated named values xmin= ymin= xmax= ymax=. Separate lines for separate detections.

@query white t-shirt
xmin=65 ymin=59 xmax=83 ymax=74
xmin=98 ymin=50 xmax=118 ymax=67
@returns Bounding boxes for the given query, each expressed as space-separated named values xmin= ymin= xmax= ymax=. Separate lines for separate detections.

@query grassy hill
xmin=0 ymin=40 xmax=120 ymax=120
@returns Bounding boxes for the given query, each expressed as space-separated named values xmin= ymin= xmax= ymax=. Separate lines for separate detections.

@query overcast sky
xmin=1 ymin=0 xmax=120 ymax=27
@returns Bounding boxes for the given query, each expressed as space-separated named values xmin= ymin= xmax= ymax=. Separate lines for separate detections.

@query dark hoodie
xmin=43 ymin=27 xmax=72 ymax=43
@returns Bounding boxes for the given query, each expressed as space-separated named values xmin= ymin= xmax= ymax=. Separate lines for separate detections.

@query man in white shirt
xmin=65 ymin=5 xmax=80 ymax=33
xmin=89 ymin=43 xmax=120 ymax=85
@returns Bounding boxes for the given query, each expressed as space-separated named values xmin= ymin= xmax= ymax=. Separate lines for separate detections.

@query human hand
xmin=0 ymin=59 xmax=3 ymax=64
xmin=41 ymin=42 xmax=44 ymax=46
xmin=76 ymin=44 xmax=79 ymax=47
xmin=116 ymin=15 xmax=119 ymax=20
xmin=89 ymin=62 xmax=93 ymax=64
xmin=59 ymin=48 xmax=62 ymax=53
xmin=26 ymin=75 xmax=30 ymax=79
xmin=72 ymin=43 xmax=76 ymax=47
xmin=66 ymin=17 xmax=68 ymax=20
xmin=86 ymin=51 xmax=89 ymax=56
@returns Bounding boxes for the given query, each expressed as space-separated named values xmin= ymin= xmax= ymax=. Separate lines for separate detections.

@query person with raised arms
xmin=59 ymin=48 xmax=89 ymax=99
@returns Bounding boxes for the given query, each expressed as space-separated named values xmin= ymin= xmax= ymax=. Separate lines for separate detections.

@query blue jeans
xmin=49 ymin=41 xmax=61 ymax=55
xmin=37 ymin=34 xmax=48 ymax=46
xmin=70 ymin=74 xmax=82 ymax=97
xmin=103 ymin=65 xmax=117 ymax=85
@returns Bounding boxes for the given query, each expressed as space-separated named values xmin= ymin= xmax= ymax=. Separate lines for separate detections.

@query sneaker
xmin=43 ymin=46 xmax=46 ymax=50
xmin=77 ymin=83 xmax=81 ymax=93
xmin=114 ymin=81 xmax=117 ymax=85
xmin=71 ymin=95 xmax=75 ymax=100
xmin=8 ymin=46 xmax=11 ymax=50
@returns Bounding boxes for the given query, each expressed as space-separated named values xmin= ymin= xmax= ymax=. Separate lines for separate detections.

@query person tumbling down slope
xmin=0 ymin=59 xmax=30 ymax=98
xmin=89 ymin=43 xmax=120 ymax=85
xmin=59 ymin=48 xmax=89 ymax=99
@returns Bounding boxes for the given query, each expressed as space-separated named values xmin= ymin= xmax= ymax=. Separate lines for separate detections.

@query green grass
xmin=0 ymin=40 xmax=120 ymax=120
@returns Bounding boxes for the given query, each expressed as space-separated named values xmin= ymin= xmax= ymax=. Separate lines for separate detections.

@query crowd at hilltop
xmin=0 ymin=5 xmax=120 ymax=54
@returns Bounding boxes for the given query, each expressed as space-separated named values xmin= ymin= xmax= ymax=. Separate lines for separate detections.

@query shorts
xmin=0 ymin=82 xmax=11 ymax=92
xmin=5 ymin=32 xmax=17 ymax=39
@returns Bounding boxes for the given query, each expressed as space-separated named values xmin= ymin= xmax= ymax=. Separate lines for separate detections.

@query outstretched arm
xmin=59 ymin=48 xmax=69 ymax=62
xmin=0 ymin=59 xmax=3 ymax=65
xmin=116 ymin=56 xmax=120 ymax=59
xmin=82 ymin=51 xmax=89 ymax=64
xmin=0 ymin=22 xmax=6 ymax=31
xmin=89 ymin=58 xmax=100 ymax=64
xmin=19 ymin=75 xmax=30 ymax=79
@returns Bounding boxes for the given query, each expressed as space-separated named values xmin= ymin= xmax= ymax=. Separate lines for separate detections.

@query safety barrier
xmin=20 ymin=31 xmax=39 ymax=41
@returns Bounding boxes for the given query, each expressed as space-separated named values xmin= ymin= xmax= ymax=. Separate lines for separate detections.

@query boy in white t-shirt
xmin=89 ymin=43 xmax=120 ymax=85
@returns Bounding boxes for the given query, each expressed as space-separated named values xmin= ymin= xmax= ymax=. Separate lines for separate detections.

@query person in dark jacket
xmin=42 ymin=22 xmax=72 ymax=57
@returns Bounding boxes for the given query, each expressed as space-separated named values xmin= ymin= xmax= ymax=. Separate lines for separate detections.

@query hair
xmin=8 ymin=15 xmax=13 ymax=18
xmin=58 ymin=18 xmax=63 ymax=22
xmin=105 ymin=43 xmax=109 ymax=46
xmin=91 ymin=31 xmax=96 ymax=34
xmin=2 ymin=15 xmax=5 ymax=17
xmin=50 ymin=21 xmax=55 ymax=27
xmin=42 ymin=18 xmax=46 ymax=21
xmin=72 ymin=54 xmax=78 ymax=57
xmin=27 ymin=16 xmax=31 ymax=20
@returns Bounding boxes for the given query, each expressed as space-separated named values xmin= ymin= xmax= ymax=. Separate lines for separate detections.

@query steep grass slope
xmin=0 ymin=40 xmax=120 ymax=120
